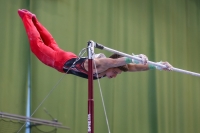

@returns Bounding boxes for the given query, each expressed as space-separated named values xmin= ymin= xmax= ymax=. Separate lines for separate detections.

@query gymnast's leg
xmin=18 ymin=9 xmax=56 ymax=68
xmin=20 ymin=9 xmax=60 ymax=51
xmin=18 ymin=9 xmax=78 ymax=72
xmin=33 ymin=15 xmax=60 ymax=51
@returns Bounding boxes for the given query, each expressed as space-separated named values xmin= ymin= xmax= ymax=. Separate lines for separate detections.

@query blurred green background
xmin=0 ymin=0 xmax=200 ymax=133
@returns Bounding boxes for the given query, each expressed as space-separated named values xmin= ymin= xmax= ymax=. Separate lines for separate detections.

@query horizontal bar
xmin=93 ymin=41 xmax=200 ymax=77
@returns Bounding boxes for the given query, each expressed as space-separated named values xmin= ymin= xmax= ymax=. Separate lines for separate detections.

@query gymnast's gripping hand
xmin=138 ymin=54 xmax=148 ymax=65
xmin=159 ymin=61 xmax=173 ymax=71
xmin=132 ymin=54 xmax=149 ymax=65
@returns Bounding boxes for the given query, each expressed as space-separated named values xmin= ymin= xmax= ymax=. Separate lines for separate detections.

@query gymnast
xmin=18 ymin=9 xmax=173 ymax=79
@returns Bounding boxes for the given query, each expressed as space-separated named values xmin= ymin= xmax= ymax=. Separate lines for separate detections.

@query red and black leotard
xmin=63 ymin=58 xmax=104 ymax=79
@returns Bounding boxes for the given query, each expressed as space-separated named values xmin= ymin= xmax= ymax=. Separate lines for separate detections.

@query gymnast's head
xmin=103 ymin=53 xmax=128 ymax=79
xmin=109 ymin=53 xmax=129 ymax=72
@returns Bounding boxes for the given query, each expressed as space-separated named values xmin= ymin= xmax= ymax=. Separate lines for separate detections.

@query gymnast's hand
xmin=133 ymin=54 xmax=149 ymax=65
xmin=160 ymin=61 xmax=173 ymax=71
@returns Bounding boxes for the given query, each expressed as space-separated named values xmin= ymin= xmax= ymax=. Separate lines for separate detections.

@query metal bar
xmin=0 ymin=112 xmax=62 ymax=125
xmin=0 ymin=112 xmax=70 ymax=129
xmin=93 ymin=41 xmax=200 ymax=77
xmin=0 ymin=116 xmax=69 ymax=129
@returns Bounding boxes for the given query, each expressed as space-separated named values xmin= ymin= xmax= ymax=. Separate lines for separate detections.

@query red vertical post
xmin=88 ymin=41 xmax=94 ymax=133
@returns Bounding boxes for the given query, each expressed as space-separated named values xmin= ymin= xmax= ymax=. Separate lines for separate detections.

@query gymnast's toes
xmin=22 ymin=9 xmax=36 ymax=18
xmin=18 ymin=9 xmax=36 ymax=20
xmin=18 ymin=9 xmax=25 ymax=19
